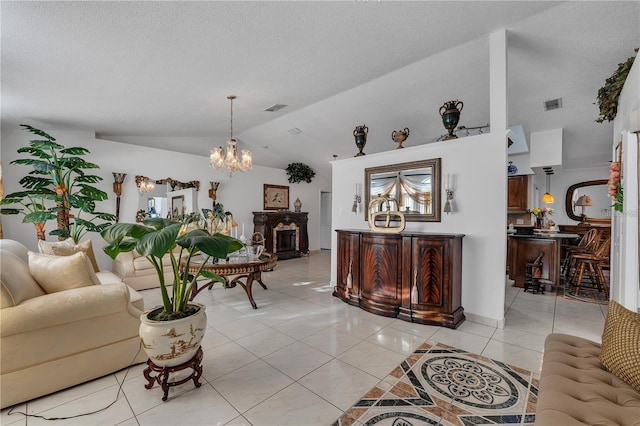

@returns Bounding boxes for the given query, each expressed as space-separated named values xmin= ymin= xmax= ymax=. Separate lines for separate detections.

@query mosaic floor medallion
xmin=333 ymin=342 xmax=538 ymax=426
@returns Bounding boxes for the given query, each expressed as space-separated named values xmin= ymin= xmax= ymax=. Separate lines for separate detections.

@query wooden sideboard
xmin=252 ymin=211 xmax=309 ymax=260
xmin=334 ymin=229 xmax=465 ymax=329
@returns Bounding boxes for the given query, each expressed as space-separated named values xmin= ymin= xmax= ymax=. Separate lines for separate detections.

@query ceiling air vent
xmin=543 ymin=98 xmax=562 ymax=111
xmin=264 ymin=104 xmax=287 ymax=112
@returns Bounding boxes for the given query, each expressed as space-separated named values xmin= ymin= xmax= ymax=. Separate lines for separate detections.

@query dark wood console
xmin=334 ymin=229 xmax=465 ymax=328
xmin=253 ymin=212 xmax=309 ymax=260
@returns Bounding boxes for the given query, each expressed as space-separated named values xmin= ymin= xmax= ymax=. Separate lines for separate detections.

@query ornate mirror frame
xmin=365 ymin=158 xmax=441 ymax=222
xmin=565 ymin=179 xmax=611 ymax=224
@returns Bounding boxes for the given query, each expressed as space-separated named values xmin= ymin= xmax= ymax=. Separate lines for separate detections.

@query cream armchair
xmin=0 ymin=239 xmax=147 ymax=409
xmin=112 ymin=249 xmax=178 ymax=290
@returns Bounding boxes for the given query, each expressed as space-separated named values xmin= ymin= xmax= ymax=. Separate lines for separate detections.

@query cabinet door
xmin=334 ymin=231 xmax=360 ymax=304
xmin=360 ymin=234 xmax=403 ymax=317
xmin=411 ymin=238 xmax=448 ymax=308
xmin=507 ymin=175 xmax=528 ymax=211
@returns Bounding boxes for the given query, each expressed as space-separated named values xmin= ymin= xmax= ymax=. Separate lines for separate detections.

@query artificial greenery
xmin=596 ymin=49 xmax=638 ymax=123
xmin=102 ymin=215 xmax=242 ymax=320
xmin=1 ymin=124 xmax=116 ymax=242
xmin=285 ymin=162 xmax=315 ymax=184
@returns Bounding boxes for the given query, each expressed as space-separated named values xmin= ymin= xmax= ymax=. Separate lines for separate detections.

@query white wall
xmin=331 ymin=131 xmax=508 ymax=326
xmin=1 ymin=128 xmax=330 ymax=269
xmin=611 ymin=53 xmax=639 ymax=311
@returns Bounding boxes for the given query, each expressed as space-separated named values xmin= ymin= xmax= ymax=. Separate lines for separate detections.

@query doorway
xmin=320 ymin=191 xmax=332 ymax=250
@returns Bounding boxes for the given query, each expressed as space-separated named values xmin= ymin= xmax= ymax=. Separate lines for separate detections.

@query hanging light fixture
xmin=209 ymin=95 xmax=252 ymax=177
xmin=135 ymin=175 xmax=155 ymax=194
xmin=541 ymin=168 xmax=554 ymax=204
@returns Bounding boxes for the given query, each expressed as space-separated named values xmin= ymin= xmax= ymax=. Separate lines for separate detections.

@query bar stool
xmin=524 ymin=251 xmax=545 ymax=294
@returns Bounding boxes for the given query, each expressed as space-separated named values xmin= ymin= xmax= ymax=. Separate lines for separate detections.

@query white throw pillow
xmin=28 ymin=251 xmax=100 ymax=294
xmin=37 ymin=238 xmax=75 ymax=255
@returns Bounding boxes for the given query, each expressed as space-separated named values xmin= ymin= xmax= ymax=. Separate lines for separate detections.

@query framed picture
xmin=263 ymin=184 xmax=289 ymax=210
xmin=171 ymin=195 xmax=184 ymax=219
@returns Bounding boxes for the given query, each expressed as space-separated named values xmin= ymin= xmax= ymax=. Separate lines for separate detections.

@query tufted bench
xmin=535 ymin=333 xmax=640 ymax=425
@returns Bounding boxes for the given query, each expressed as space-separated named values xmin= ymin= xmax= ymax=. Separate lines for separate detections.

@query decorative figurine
xmin=353 ymin=125 xmax=368 ymax=157
xmin=294 ymin=197 xmax=302 ymax=212
xmin=391 ymin=128 xmax=410 ymax=149
xmin=439 ymin=100 xmax=464 ymax=140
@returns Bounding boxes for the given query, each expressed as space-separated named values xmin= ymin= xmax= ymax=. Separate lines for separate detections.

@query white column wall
xmin=331 ymin=132 xmax=508 ymax=326
xmin=1 ymin=128 xmax=330 ymax=270
xmin=612 ymin=52 xmax=640 ymax=311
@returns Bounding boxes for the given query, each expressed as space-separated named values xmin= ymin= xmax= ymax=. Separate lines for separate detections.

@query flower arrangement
xmin=608 ymin=161 xmax=623 ymax=212
xmin=529 ymin=207 xmax=554 ymax=219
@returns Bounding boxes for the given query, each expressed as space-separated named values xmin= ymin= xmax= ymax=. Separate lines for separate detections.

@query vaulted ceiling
xmin=2 ymin=1 xmax=638 ymax=179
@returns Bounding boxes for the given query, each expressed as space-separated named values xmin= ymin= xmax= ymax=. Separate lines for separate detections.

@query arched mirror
xmin=565 ymin=179 xmax=611 ymax=224
xmin=365 ymin=158 xmax=441 ymax=222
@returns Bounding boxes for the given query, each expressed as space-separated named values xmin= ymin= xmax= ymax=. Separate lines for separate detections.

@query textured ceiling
xmin=2 ymin=1 xmax=638 ymax=178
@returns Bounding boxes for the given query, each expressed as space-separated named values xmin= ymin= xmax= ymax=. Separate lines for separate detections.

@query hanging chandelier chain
xmin=228 ymin=95 xmax=236 ymax=140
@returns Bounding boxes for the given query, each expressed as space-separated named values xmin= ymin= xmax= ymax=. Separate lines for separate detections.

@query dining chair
xmin=568 ymin=236 xmax=611 ymax=298
xmin=562 ymin=228 xmax=601 ymax=279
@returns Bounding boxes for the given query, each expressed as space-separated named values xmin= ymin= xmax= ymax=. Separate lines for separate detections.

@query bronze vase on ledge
xmin=391 ymin=128 xmax=410 ymax=149
xmin=353 ymin=125 xmax=368 ymax=157
xmin=439 ymin=100 xmax=463 ymax=141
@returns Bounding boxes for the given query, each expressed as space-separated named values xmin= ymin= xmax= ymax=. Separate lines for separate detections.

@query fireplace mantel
xmin=252 ymin=211 xmax=309 ymax=260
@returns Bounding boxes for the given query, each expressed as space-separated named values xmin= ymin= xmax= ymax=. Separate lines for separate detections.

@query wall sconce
xmin=135 ymin=175 xmax=155 ymax=194
xmin=112 ymin=172 xmax=126 ymax=222
xmin=443 ymin=173 xmax=455 ymax=214
xmin=208 ymin=182 xmax=220 ymax=205
xmin=352 ymin=184 xmax=361 ymax=214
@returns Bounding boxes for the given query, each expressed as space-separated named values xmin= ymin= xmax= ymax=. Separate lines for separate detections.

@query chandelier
xmin=135 ymin=175 xmax=155 ymax=194
xmin=209 ymin=95 xmax=252 ymax=176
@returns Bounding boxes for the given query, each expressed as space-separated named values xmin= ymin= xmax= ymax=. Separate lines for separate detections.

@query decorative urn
xmin=439 ymin=100 xmax=464 ymax=140
xmin=391 ymin=128 xmax=410 ymax=149
xmin=353 ymin=125 xmax=368 ymax=157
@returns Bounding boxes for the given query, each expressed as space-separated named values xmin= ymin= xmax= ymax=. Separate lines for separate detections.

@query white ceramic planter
xmin=139 ymin=303 xmax=207 ymax=367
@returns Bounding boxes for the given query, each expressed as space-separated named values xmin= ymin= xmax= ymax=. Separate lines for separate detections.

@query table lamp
xmin=575 ymin=195 xmax=593 ymax=224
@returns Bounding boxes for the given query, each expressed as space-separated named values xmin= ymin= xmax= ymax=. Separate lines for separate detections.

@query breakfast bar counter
xmin=507 ymin=233 xmax=580 ymax=291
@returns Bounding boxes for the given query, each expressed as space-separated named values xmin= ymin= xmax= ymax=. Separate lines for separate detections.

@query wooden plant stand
xmin=143 ymin=347 xmax=203 ymax=401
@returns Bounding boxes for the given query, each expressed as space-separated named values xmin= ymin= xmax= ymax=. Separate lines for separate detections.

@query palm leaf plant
xmin=1 ymin=124 xmax=116 ymax=241
xmin=101 ymin=216 xmax=243 ymax=321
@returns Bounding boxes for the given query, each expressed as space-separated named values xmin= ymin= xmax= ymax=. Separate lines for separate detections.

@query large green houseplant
xmin=101 ymin=216 xmax=243 ymax=320
xmin=1 ymin=124 xmax=116 ymax=242
xmin=102 ymin=216 xmax=243 ymax=368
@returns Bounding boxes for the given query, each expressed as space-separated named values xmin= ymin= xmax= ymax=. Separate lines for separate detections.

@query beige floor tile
xmin=263 ymin=341 xmax=333 ymax=380
xmin=135 ymin=385 xmax=240 ymax=426
xmin=338 ymin=341 xmax=407 ymax=379
xmin=243 ymin=383 xmax=343 ymax=426
xmin=211 ymin=359 xmax=294 ymax=413
xmin=298 ymin=359 xmax=380 ymax=411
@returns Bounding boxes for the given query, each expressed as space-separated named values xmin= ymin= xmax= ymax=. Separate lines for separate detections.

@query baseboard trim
xmin=465 ymin=312 xmax=505 ymax=329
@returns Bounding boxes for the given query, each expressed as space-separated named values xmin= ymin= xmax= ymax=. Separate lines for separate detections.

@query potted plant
xmin=596 ymin=49 xmax=637 ymax=123
xmin=1 ymin=124 xmax=116 ymax=242
xmin=101 ymin=215 xmax=243 ymax=367
xmin=285 ymin=162 xmax=315 ymax=183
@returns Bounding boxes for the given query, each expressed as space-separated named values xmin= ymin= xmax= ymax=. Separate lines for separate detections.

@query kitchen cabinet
xmin=508 ymin=175 xmax=528 ymax=212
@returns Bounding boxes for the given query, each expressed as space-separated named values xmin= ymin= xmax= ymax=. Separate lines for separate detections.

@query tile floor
xmin=2 ymin=250 xmax=607 ymax=426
